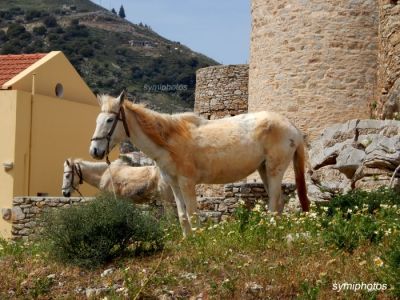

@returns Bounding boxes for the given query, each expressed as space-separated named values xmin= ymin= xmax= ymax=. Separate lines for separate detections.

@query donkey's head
xmin=62 ymin=159 xmax=82 ymax=197
xmin=89 ymin=90 xmax=130 ymax=160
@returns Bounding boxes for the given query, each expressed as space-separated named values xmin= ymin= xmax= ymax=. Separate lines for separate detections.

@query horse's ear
xmin=66 ymin=159 xmax=70 ymax=167
xmin=96 ymin=94 xmax=103 ymax=107
xmin=117 ymin=89 xmax=126 ymax=105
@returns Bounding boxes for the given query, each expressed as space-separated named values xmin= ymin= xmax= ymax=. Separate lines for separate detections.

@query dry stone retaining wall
xmin=7 ymin=196 xmax=90 ymax=240
xmin=198 ymin=183 xmax=297 ymax=223
xmin=5 ymin=183 xmax=297 ymax=239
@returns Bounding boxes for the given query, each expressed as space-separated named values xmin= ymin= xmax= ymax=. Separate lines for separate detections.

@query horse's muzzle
xmin=63 ymin=191 xmax=71 ymax=197
xmin=90 ymin=147 xmax=105 ymax=160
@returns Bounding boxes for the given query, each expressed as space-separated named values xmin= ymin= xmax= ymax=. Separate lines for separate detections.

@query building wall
xmin=375 ymin=0 xmax=400 ymax=118
xmin=0 ymin=90 xmax=114 ymax=238
xmin=13 ymin=91 xmax=32 ymax=197
xmin=0 ymin=91 xmax=18 ymax=238
xmin=194 ymin=64 xmax=249 ymax=197
xmin=249 ymin=0 xmax=378 ymax=141
xmin=28 ymin=93 xmax=114 ymax=197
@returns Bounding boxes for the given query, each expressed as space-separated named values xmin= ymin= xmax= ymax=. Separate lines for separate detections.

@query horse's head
xmin=62 ymin=159 xmax=83 ymax=197
xmin=89 ymin=90 xmax=130 ymax=160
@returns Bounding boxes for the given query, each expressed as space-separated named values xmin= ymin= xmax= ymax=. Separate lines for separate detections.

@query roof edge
xmin=2 ymin=51 xmax=59 ymax=89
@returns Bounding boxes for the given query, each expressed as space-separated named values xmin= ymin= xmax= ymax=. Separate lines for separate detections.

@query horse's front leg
xmin=178 ymin=178 xmax=199 ymax=230
xmin=169 ymin=182 xmax=192 ymax=237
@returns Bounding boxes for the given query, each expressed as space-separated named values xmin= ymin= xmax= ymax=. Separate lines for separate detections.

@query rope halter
xmin=63 ymin=161 xmax=84 ymax=196
xmin=91 ymin=105 xmax=131 ymax=164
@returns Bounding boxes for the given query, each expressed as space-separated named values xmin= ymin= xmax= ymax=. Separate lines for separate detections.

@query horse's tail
xmin=293 ymin=140 xmax=310 ymax=212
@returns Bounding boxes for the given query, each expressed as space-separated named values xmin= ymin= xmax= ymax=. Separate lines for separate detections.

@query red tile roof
xmin=0 ymin=53 xmax=47 ymax=86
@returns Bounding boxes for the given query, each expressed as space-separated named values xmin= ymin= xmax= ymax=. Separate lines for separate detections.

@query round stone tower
xmin=249 ymin=0 xmax=379 ymax=141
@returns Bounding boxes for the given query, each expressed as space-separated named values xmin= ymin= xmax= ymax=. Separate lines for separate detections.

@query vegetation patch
xmin=40 ymin=193 xmax=164 ymax=268
xmin=0 ymin=188 xmax=399 ymax=299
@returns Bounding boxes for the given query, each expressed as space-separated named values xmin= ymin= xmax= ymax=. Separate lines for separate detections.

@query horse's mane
xmin=123 ymin=101 xmax=205 ymax=155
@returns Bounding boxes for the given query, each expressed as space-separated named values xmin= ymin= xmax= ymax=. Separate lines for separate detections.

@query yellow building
xmin=0 ymin=51 xmax=106 ymax=238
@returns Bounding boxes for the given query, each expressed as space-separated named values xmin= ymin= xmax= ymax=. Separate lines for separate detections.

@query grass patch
xmin=0 ymin=188 xmax=399 ymax=298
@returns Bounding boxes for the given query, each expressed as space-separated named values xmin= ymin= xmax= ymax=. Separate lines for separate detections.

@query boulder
xmin=8 ymin=207 xmax=25 ymax=222
xmin=334 ymin=145 xmax=366 ymax=178
xmin=310 ymin=166 xmax=352 ymax=193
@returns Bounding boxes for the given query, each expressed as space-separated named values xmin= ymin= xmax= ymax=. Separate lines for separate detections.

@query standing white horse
xmin=62 ymin=158 xmax=175 ymax=207
xmin=89 ymin=92 xmax=309 ymax=236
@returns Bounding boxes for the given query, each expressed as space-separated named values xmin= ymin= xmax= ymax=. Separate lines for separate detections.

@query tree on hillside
xmin=43 ymin=15 xmax=57 ymax=27
xmin=111 ymin=8 xmax=116 ymax=14
xmin=118 ymin=5 xmax=126 ymax=19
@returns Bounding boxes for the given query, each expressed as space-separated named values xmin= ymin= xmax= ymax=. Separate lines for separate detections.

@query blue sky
xmin=92 ymin=0 xmax=251 ymax=64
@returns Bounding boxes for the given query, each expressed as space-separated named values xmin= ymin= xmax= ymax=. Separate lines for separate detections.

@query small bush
xmin=41 ymin=193 xmax=163 ymax=267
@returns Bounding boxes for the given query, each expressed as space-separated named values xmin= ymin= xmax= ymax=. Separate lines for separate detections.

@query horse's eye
xmin=106 ymin=118 xmax=114 ymax=123
xmin=66 ymin=174 xmax=70 ymax=179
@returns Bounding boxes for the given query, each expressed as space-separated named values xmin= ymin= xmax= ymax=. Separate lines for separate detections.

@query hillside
xmin=0 ymin=0 xmax=219 ymax=112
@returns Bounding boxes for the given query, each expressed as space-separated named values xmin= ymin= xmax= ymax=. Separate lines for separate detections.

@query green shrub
xmin=324 ymin=188 xmax=400 ymax=216
xmin=41 ymin=193 xmax=164 ymax=267
xmin=29 ymin=277 xmax=54 ymax=299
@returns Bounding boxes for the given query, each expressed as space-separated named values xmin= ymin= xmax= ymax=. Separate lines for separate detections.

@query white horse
xmin=62 ymin=158 xmax=175 ymax=208
xmin=89 ymin=92 xmax=309 ymax=236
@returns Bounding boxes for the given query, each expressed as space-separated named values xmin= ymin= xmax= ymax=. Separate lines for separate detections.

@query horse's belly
xmin=196 ymin=148 xmax=264 ymax=184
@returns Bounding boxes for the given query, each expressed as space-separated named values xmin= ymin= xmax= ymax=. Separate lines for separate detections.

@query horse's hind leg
xmin=257 ymin=161 xmax=269 ymax=195
xmin=265 ymin=154 xmax=293 ymax=213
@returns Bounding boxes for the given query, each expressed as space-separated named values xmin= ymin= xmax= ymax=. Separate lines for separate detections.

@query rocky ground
xmin=308 ymin=119 xmax=400 ymax=201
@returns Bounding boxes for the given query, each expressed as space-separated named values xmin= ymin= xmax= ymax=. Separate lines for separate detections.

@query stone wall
xmin=5 ymin=196 xmax=90 ymax=240
xmin=194 ymin=64 xmax=249 ymax=197
xmin=375 ymin=0 xmax=400 ymax=118
xmin=198 ymin=183 xmax=296 ymax=223
xmin=194 ymin=64 xmax=248 ymax=120
xmin=249 ymin=0 xmax=378 ymax=141
xmin=4 ymin=183 xmax=298 ymax=239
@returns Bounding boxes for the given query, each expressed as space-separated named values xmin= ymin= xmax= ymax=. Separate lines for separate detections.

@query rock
xmin=309 ymin=139 xmax=350 ymax=169
xmin=85 ymin=288 xmax=96 ymax=298
xmin=47 ymin=274 xmax=56 ymax=279
xmin=309 ymin=119 xmax=400 ymax=193
xmin=355 ymin=175 xmax=399 ymax=191
xmin=307 ymin=184 xmax=333 ymax=202
xmin=100 ymin=268 xmax=114 ymax=278
xmin=245 ymin=282 xmax=263 ymax=295
xmin=334 ymin=145 xmax=366 ymax=178
xmin=85 ymin=287 xmax=110 ymax=298
xmin=190 ymin=292 xmax=205 ymax=300
xmin=74 ymin=287 xmax=85 ymax=294
xmin=1 ymin=208 xmax=11 ymax=221
xmin=10 ymin=207 xmax=25 ymax=222
xmin=311 ymin=166 xmax=352 ymax=193
xmin=18 ymin=228 xmax=31 ymax=236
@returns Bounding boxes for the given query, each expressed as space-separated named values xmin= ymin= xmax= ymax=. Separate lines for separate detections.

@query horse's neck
xmin=125 ymin=107 xmax=167 ymax=161
xmin=78 ymin=161 xmax=108 ymax=188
